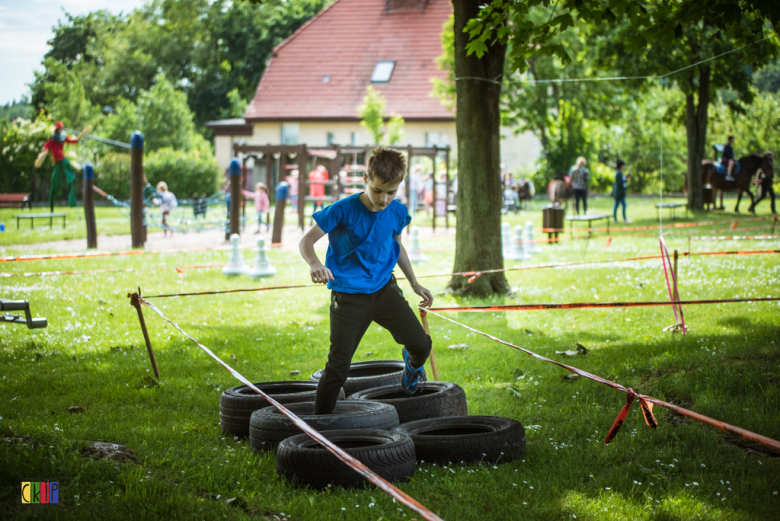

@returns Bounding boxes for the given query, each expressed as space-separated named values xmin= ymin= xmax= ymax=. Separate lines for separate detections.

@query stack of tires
xmin=219 ymin=360 xmax=525 ymax=488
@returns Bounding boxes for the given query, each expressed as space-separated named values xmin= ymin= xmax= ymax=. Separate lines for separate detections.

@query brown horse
xmin=700 ymin=153 xmax=774 ymax=213
xmin=547 ymin=178 xmax=568 ymax=208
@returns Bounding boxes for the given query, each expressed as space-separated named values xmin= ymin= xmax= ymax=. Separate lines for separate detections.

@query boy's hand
xmin=413 ymin=283 xmax=433 ymax=308
xmin=310 ymin=263 xmax=334 ymax=284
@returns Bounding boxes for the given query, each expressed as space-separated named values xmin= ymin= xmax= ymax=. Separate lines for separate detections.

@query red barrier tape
xmin=690 ymin=234 xmax=780 ymax=241
xmin=135 ymin=295 xmax=442 ymax=521
xmin=421 ymin=309 xmax=780 ymax=451
xmin=0 ymin=245 xmax=231 ymax=263
xmin=426 ymin=297 xmax=780 ymax=313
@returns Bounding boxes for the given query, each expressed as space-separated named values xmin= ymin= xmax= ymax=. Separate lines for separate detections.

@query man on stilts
xmin=35 ymin=121 xmax=90 ymax=212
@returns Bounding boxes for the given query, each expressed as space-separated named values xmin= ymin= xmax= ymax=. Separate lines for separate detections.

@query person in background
xmin=286 ymin=169 xmax=299 ymax=212
xmin=308 ymin=165 xmax=328 ymax=214
xmin=722 ymin=135 xmax=738 ymax=182
xmin=435 ymin=172 xmax=448 ymax=217
xmin=409 ymin=165 xmax=423 ymax=215
xmin=243 ymin=182 xmax=270 ymax=233
xmin=155 ymin=181 xmax=178 ymax=237
xmin=612 ymin=159 xmax=632 ymax=224
xmin=423 ymin=173 xmax=434 ymax=217
xmin=569 ymin=157 xmax=590 ymax=215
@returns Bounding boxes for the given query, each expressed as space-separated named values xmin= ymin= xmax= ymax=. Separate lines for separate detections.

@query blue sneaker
xmin=402 ymin=348 xmax=426 ymax=395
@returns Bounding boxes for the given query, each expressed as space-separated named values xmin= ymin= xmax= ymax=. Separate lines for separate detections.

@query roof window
xmin=371 ymin=61 xmax=395 ymax=83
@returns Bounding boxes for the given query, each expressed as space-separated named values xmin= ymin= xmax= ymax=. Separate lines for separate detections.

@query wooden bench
xmin=15 ymin=212 xmax=67 ymax=230
xmin=566 ymin=213 xmax=610 ymax=237
xmin=655 ymin=202 xmax=687 ymax=220
xmin=0 ymin=193 xmax=32 ymax=209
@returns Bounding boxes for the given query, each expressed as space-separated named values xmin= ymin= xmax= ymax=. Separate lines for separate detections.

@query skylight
xmin=371 ymin=61 xmax=395 ymax=83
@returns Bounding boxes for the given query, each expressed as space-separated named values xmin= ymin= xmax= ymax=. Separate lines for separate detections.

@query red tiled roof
xmin=244 ymin=0 xmax=453 ymax=122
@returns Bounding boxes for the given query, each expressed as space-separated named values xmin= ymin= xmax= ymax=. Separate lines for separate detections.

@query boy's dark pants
xmin=314 ymin=277 xmax=432 ymax=414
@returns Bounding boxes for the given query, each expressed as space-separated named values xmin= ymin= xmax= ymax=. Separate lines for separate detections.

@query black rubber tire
xmin=393 ymin=416 xmax=525 ymax=465
xmin=347 ymin=381 xmax=467 ymax=423
xmin=219 ymin=381 xmax=344 ymax=438
xmin=249 ymin=401 xmax=400 ymax=451
xmin=276 ymin=429 xmax=416 ymax=488
xmin=309 ymin=360 xmax=405 ymax=396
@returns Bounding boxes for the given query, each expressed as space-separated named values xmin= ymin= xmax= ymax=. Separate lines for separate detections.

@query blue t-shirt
xmin=313 ymin=194 xmax=411 ymax=294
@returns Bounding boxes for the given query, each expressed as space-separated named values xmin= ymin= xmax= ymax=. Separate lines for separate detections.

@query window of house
xmin=425 ymin=132 xmax=440 ymax=148
xmin=371 ymin=61 xmax=395 ymax=83
xmin=281 ymin=124 xmax=299 ymax=145
xmin=351 ymin=131 xmax=361 ymax=146
xmin=327 ymin=132 xmax=335 ymax=146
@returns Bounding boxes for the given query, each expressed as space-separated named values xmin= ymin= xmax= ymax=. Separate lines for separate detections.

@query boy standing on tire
xmin=299 ymin=146 xmax=433 ymax=414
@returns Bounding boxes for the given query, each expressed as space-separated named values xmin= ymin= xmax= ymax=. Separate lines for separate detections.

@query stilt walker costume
xmin=38 ymin=122 xmax=83 ymax=212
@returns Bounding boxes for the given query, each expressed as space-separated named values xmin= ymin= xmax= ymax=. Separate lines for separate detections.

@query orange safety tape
xmin=135 ymin=295 xmax=443 ymax=521
xmin=422 ymin=309 xmax=780 ymax=451
xmin=426 ymin=297 xmax=780 ymax=313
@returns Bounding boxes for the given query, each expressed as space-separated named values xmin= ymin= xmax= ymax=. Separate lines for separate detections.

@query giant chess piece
xmin=524 ymin=221 xmax=541 ymax=254
xmin=506 ymin=225 xmax=530 ymax=261
xmin=249 ymin=237 xmax=277 ymax=279
xmin=222 ymin=233 xmax=250 ymax=276
xmin=501 ymin=222 xmax=512 ymax=258
xmin=407 ymin=226 xmax=427 ymax=263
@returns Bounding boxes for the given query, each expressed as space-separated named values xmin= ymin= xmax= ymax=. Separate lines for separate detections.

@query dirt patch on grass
xmin=82 ymin=441 xmax=139 ymax=464
xmin=723 ymin=433 xmax=780 ymax=459
xmin=661 ymin=395 xmax=694 ymax=426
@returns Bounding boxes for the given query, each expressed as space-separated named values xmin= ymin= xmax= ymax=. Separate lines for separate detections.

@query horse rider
xmin=722 ymin=135 xmax=738 ymax=182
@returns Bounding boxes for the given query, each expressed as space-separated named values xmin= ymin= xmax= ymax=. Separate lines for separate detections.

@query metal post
xmin=673 ymin=249 xmax=679 ymax=284
xmin=229 ymin=158 xmax=241 ymax=237
xmin=130 ymin=131 xmax=145 ymax=248
xmin=130 ymin=291 xmax=160 ymax=379
xmin=83 ymin=164 xmax=97 ymax=249
xmin=419 ymin=311 xmax=439 ymax=380
xmin=297 ymin=145 xmax=307 ymax=230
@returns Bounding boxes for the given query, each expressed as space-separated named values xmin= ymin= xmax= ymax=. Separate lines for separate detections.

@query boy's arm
xmin=299 ymin=224 xmax=334 ymax=284
xmin=395 ymin=235 xmax=433 ymax=308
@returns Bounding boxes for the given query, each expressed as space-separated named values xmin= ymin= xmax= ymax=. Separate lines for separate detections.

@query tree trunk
xmin=447 ymin=0 xmax=510 ymax=297
xmin=684 ymin=65 xmax=710 ymax=210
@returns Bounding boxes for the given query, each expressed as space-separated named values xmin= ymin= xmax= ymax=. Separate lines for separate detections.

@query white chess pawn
xmin=524 ymin=221 xmax=541 ymax=254
xmin=249 ymin=238 xmax=277 ymax=278
xmin=506 ymin=225 xmax=530 ymax=260
xmin=222 ymin=234 xmax=250 ymax=276
xmin=501 ymin=222 xmax=512 ymax=258
xmin=407 ymin=226 xmax=427 ymax=263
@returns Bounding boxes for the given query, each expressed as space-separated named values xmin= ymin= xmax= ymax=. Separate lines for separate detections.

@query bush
xmin=95 ymin=148 xmax=220 ymax=201
xmin=145 ymin=148 xmax=220 ymax=199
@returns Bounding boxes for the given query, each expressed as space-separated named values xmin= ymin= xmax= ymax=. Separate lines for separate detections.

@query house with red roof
xmin=205 ymin=0 xmax=540 ymax=173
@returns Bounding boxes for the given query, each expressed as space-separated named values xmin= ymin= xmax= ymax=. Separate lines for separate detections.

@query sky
xmin=0 ymin=0 xmax=147 ymax=106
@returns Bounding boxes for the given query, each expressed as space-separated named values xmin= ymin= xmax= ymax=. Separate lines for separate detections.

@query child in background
xmin=423 ymin=173 xmax=434 ymax=216
xmin=611 ymin=160 xmax=632 ymax=224
xmin=155 ymin=182 xmax=178 ymax=236
xmin=299 ymin=146 xmax=433 ymax=413
xmin=243 ymin=182 xmax=270 ymax=233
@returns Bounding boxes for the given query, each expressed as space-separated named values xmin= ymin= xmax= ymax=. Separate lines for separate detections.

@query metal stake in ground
xmin=673 ymin=249 xmax=679 ymax=283
xmin=129 ymin=289 xmax=160 ymax=379
xmin=419 ymin=310 xmax=440 ymax=380
xmin=229 ymin=158 xmax=242 ymax=238
xmin=130 ymin=131 xmax=145 ymax=248
xmin=83 ymin=163 xmax=97 ymax=249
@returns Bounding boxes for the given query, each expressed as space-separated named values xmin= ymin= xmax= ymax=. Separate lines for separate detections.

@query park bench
xmin=15 ymin=212 xmax=67 ymax=230
xmin=566 ymin=213 xmax=610 ymax=238
xmin=0 ymin=193 xmax=32 ymax=209
xmin=655 ymin=202 xmax=687 ymax=220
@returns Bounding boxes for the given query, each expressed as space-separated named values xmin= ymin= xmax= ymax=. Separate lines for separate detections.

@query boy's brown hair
xmin=367 ymin=146 xmax=406 ymax=184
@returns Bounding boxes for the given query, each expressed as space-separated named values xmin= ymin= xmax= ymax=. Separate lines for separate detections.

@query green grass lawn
xmin=1 ymin=198 xmax=779 ymax=520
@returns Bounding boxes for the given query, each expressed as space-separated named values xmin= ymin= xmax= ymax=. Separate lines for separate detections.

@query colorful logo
xmin=21 ymin=482 xmax=59 ymax=505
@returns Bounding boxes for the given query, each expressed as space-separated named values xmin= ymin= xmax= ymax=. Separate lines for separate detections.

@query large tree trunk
xmin=684 ymin=65 xmax=710 ymax=210
xmin=447 ymin=0 xmax=510 ymax=297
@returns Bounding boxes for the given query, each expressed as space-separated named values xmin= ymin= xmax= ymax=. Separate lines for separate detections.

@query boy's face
xmin=362 ymin=173 xmax=401 ymax=212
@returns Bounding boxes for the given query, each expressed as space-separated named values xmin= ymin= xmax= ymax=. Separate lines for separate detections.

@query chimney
xmin=386 ymin=0 xmax=428 ymax=11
